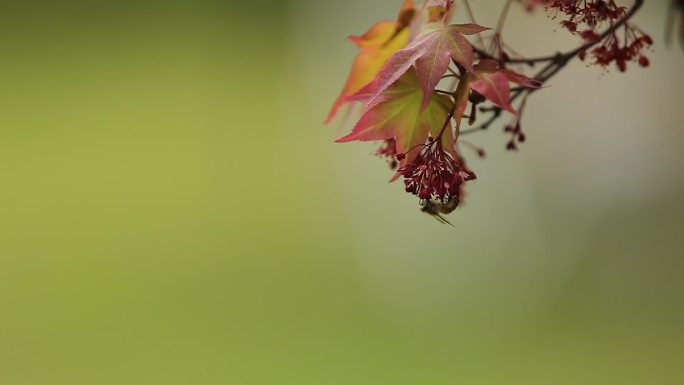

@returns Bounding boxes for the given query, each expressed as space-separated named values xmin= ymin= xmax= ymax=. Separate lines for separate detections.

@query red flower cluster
xmin=581 ymin=23 xmax=652 ymax=71
xmin=398 ymin=142 xmax=476 ymax=202
xmin=560 ymin=0 xmax=625 ymax=27
xmin=521 ymin=0 xmax=625 ymax=26
xmin=505 ymin=121 xmax=526 ymax=151
xmin=521 ymin=0 xmax=652 ymax=72
xmin=376 ymin=139 xmax=399 ymax=170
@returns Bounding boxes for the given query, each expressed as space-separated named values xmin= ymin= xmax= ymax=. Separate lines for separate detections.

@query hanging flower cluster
xmin=376 ymin=138 xmax=400 ymax=170
xmin=582 ymin=23 xmax=652 ymax=71
xmin=399 ymin=140 xmax=477 ymax=202
xmin=327 ymin=0 xmax=653 ymax=222
xmin=521 ymin=0 xmax=653 ymax=71
xmin=524 ymin=0 xmax=627 ymax=27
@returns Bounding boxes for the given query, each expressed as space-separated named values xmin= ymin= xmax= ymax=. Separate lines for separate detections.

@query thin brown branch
xmin=475 ymin=0 xmax=645 ymax=65
xmin=464 ymin=0 xmax=645 ymax=135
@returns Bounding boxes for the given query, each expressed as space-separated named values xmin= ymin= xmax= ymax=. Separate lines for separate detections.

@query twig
xmin=462 ymin=0 xmax=645 ymax=135
xmin=475 ymin=0 xmax=645 ymax=65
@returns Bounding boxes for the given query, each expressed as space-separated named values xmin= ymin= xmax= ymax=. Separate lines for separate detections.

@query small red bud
xmin=580 ymin=30 xmax=599 ymax=42
xmin=617 ymin=59 xmax=627 ymax=72
xmin=560 ymin=20 xmax=577 ymax=33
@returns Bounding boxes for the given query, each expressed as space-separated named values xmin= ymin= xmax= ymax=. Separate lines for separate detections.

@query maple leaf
xmin=469 ymin=59 xmax=541 ymax=114
xmin=336 ymin=69 xmax=457 ymax=165
xmin=360 ymin=22 xmax=489 ymax=111
xmin=325 ymin=0 xmax=416 ymax=124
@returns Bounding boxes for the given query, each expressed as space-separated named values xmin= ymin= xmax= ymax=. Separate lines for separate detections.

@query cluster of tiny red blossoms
xmin=520 ymin=0 xmax=625 ymax=24
xmin=505 ymin=121 xmax=527 ymax=151
xmin=376 ymin=138 xmax=400 ymax=170
xmin=398 ymin=143 xmax=476 ymax=202
xmin=521 ymin=0 xmax=652 ymax=72
xmin=580 ymin=23 xmax=652 ymax=71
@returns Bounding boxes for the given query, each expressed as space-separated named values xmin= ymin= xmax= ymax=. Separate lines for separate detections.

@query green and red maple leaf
xmin=336 ymin=68 xmax=457 ymax=165
xmin=470 ymin=59 xmax=542 ymax=114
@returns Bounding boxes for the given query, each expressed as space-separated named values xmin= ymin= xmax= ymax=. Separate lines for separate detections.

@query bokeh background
xmin=1 ymin=1 xmax=683 ymax=384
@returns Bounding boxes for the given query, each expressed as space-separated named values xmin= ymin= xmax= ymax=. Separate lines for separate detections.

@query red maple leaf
xmin=469 ymin=59 xmax=541 ymax=114
xmin=358 ymin=22 xmax=489 ymax=111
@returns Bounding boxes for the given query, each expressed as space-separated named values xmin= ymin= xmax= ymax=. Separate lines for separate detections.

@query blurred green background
xmin=1 ymin=1 xmax=683 ymax=384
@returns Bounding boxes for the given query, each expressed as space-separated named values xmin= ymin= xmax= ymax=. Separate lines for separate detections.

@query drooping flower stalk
xmin=399 ymin=140 xmax=476 ymax=203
